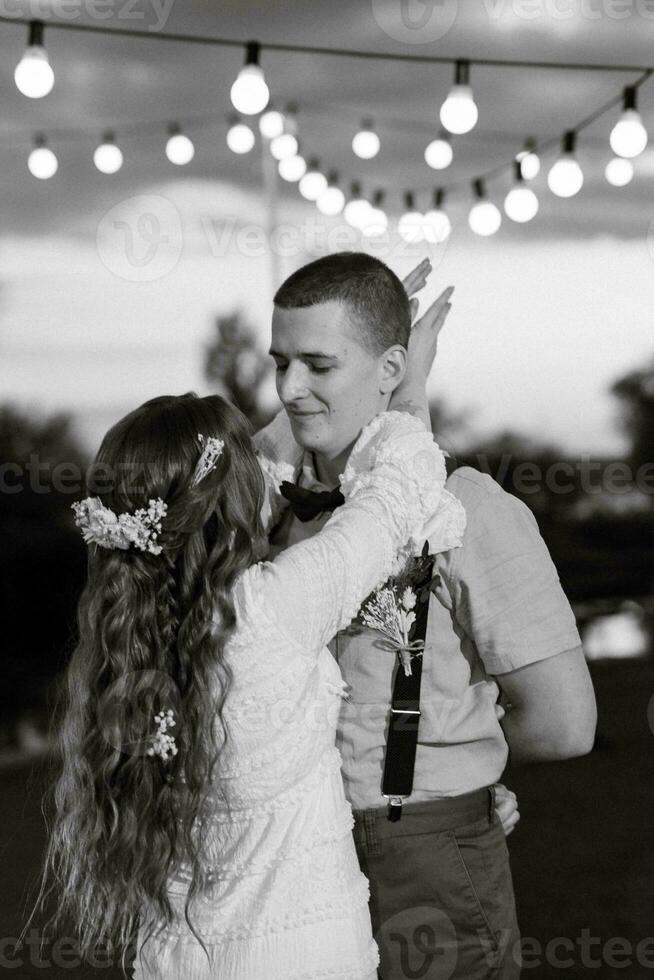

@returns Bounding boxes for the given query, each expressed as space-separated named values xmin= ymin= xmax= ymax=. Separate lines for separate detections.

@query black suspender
xmin=381 ymin=454 xmax=463 ymax=821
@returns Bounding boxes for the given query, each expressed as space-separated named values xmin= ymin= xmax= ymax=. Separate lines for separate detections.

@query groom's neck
xmin=313 ymin=440 xmax=358 ymax=488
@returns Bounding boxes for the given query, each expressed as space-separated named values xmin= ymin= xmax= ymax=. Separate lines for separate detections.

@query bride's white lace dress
xmin=132 ymin=412 xmax=465 ymax=980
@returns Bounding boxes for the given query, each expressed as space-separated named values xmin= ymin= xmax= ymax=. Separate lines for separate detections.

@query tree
xmin=204 ymin=313 xmax=276 ymax=430
xmin=611 ymin=357 xmax=654 ymax=479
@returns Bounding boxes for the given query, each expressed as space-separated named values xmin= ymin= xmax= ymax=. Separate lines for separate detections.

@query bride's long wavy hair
xmin=23 ymin=392 xmax=266 ymax=976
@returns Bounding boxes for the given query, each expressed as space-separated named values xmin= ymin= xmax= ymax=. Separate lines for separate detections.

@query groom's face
xmin=270 ymin=300 xmax=389 ymax=460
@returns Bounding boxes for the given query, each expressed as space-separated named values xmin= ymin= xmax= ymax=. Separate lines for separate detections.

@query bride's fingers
xmin=409 ymin=297 xmax=419 ymax=322
xmin=402 ymin=257 xmax=433 ymax=297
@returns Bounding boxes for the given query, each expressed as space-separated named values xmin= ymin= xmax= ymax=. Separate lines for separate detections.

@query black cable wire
xmin=0 ymin=13 xmax=652 ymax=74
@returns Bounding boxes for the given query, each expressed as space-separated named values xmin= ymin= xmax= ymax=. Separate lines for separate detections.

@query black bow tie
xmin=279 ymin=481 xmax=345 ymax=523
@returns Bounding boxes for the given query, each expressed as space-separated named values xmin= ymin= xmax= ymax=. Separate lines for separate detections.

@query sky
xmin=1 ymin=1 xmax=654 ymax=459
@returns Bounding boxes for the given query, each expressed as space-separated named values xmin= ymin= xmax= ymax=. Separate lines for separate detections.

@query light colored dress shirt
xmin=269 ymin=453 xmax=582 ymax=811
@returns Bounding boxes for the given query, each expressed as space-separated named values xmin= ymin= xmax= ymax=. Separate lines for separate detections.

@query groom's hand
xmin=494 ymin=783 xmax=520 ymax=837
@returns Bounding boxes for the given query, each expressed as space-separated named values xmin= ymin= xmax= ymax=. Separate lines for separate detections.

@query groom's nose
xmin=278 ymin=362 xmax=310 ymax=404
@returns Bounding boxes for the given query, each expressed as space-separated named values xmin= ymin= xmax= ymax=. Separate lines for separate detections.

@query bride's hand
xmin=401 ymin=257 xmax=433 ymax=300
xmin=494 ymin=783 xmax=520 ymax=837
xmin=405 ymin=284 xmax=454 ymax=388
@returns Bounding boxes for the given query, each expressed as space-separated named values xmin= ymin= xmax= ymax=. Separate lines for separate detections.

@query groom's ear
xmin=378 ymin=345 xmax=407 ymax=394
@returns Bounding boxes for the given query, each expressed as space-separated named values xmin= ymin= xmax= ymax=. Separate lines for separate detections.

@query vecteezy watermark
xmin=371 ymin=0 xmax=459 ymax=43
xmin=96 ymin=194 xmax=184 ymax=282
xmin=0 ymin=0 xmax=176 ymax=32
xmin=375 ymin=906 xmax=458 ymax=979
xmin=96 ymin=669 xmax=182 ymax=758
xmin=481 ymin=0 xmax=654 ymax=21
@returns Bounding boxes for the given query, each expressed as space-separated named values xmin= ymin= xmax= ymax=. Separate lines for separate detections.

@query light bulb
xmin=14 ymin=22 xmax=54 ymax=99
xmin=165 ymin=127 xmax=194 ymax=165
xmin=94 ymin=133 xmax=123 ymax=174
xmin=605 ymin=157 xmax=633 ymax=187
xmin=398 ymin=194 xmax=424 ymax=243
xmin=424 ymin=138 xmax=453 ymax=170
xmin=440 ymin=61 xmax=477 ymax=135
xmin=362 ymin=201 xmax=388 ymax=237
xmin=547 ymin=131 xmax=584 ymax=198
xmin=259 ymin=109 xmax=285 ymax=139
xmin=517 ymin=140 xmax=540 ymax=180
xmin=352 ymin=120 xmax=380 ymax=159
xmin=317 ymin=177 xmax=345 ymax=216
xmin=343 ymin=184 xmax=370 ymax=229
xmin=270 ymin=133 xmax=298 ymax=160
xmin=278 ymin=154 xmax=307 ymax=182
xmin=28 ymin=139 xmax=57 ymax=179
xmin=299 ymin=161 xmax=327 ymax=201
xmin=227 ymin=120 xmax=255 ymax=154
xmin=230 ymin=42 xmax=269 ymax=115
xmin=423 ymin=193 xmax=451 ymax=243
xmin=468 ymin=181 xmax=501 ymax=236
xmin=504 ymin=186 xmax=539 ymax=223
xmin=610 ymin=109 xmax=648 ymax=159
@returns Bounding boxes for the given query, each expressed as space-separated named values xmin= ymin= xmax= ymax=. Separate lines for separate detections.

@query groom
xmin=255 ymin=251 xmax=597 ymax=979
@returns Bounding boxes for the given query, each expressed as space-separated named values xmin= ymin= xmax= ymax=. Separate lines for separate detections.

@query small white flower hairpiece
xmin=71 ymin=497 xmax=167 ymax=555
xmin=191 ymin=433 xmax=225 ymax=487
xmin=146 ymin=709 xmax=178 ymax=762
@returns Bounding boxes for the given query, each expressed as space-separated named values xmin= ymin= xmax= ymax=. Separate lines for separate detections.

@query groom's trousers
xmin=353 ymin=785 xmax=521 ymax=980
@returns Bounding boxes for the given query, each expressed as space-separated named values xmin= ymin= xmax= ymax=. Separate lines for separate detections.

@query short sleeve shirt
xmin=270 ymin=456 xmax=582 ymax=809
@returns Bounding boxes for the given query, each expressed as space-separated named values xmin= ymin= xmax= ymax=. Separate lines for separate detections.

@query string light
xmin=270 ymin=129 xmax=298 ymax=160
xmin=423 ymin=188 xmax=451 ymax=243
xmin=14 ymin=20 xmax=55 ymax=98
xmin=424 ymin=135 xmax=453 ymax=170
xmin=605 ymin=156 xmax=634 ymax=186
xmin=352 ymin=118 xmax=380 ymax=159
xmin=93 ymin=131 xmax=123 ymax=174
xmin=610 ymin=86 xmax=648 ymax=158
xmin=343 ymin=181 xmax=371 ymax=229
xmin=362 ymin=190 xmax=388 ymax=237
xmin=226 ymin=115 xmax=255 ymax=154
xmin=504 ymin=160 xmax=539 ymax=223
xmin=398 ymin=192 xmax=424 ymax=243
xmin=517 ymin=137 xmax=540 ymax=180
xmin=259 ymin=107 xmax=285 ymax=139
xmin=278 ymin=152 xmax=307 ymax=181
xmin=230 ymin=41 xmax=269 ymax=115
xmin=469 ymin=179 xmax=501 ymax=236
xmin=165 ymin=123 xmax=194 ymax=165
xmin=548 ymin=130 xmax=584 ymax=198
xmin=28 ymin=134 xmax=58 ymax=179
xmin=440 ymin=60 xmax=478 ymax=135
xmin=316 ymin=171 xmax=345 ymax=215
xmin=299 ymin=158 xmax=327 ymax=200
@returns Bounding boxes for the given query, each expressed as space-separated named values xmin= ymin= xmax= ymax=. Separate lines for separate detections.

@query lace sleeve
xmin=256 ymin=452 xmax=295 ymax=535
xmin=252 ymin=412 xmax=466 ymax=654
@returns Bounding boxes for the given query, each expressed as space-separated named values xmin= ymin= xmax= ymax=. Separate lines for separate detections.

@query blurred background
xmin=1 ymin=1 xmax=653 ymax=977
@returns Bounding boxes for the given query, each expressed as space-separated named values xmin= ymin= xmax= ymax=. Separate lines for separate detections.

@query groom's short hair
xmin=273 ymin=252 xmax=411 ymax=356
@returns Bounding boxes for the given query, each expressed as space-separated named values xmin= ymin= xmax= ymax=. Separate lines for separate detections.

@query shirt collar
xmin=298 ymin=451 xmax=334 ymax=493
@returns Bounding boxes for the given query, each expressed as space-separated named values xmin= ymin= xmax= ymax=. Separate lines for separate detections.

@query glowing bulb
xmin=605 ymin=157 xmax=633 ymax=187
xmin=504 ymin=186 xmax=539 ymax=223
xmin=230 ymin=42 xmax=269 ymax=115
xmin=468 ymin=181 xmax=501 ymax=236
xmin=259 ymin=109 xmax=285 ymax=139
xmin=547 ymin=132 xmax=584 ymax=198
xmin=270 ymin=133 xmax=298 ymax=160
xmin=94 ymin=133 xmax=123 ymax=174
xmin=352 ymin=120 xmax=380 ymax=159
xmin=28 ymin=139 xmax=57 ymax=179
xmin=227 ymin=120 xmax=255 ymax=154
xmin=14 ymin=22 xmax=54 ymax=99
xmin=440 ymin=62 xmax=477 ymax=135
xmin=165 ymin=128 xmax=194 ymax=165
xmin=278 ymin=154 xmax=306 ymax=182
xmin=517 ymin=140 xmax=540 ymax=180
xmin=610 ymin=110 xmax=648 ymax=159
xmin=398 ymin=194 xmax=424 ymax=243
xmin=342 ymin=184 xmax=369 ymax=229
xmin=424 ymin=138 xmax=453 ymax=170
xmin=362 ymin=205 xmax=388 ymax=237
xmin=317 ymin=178 xmax=345 ymax=216
xmin=423 ymin=193 xmax=451 ymax=243
xmin=299 ymin=161 xmax=327 ymax=201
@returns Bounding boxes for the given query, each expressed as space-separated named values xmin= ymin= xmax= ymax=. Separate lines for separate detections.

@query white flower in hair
xmin=72 ymin=497 xmax=167 ymax=555
xmin=146 ymin=709 xmax=178 ymax=762
xmin=191 ymin=432 xmax=225 ymax=487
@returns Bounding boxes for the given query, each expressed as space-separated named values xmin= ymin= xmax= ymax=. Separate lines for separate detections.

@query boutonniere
xmin=357 ymin=541 xmax=441 ymax=676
